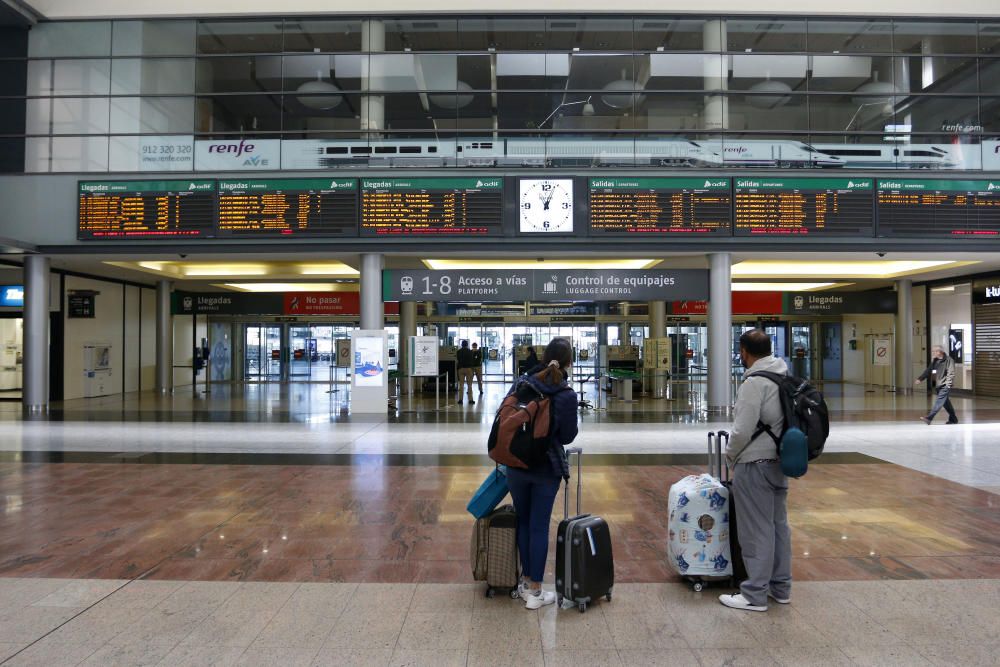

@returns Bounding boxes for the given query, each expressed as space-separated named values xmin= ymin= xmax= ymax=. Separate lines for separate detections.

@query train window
xmin=480 ymin=142 xmax=493 ymax=148
xmin=399 ymin=146 xmax=421 ymax=154
xmin=350 ymin=146 xmax=372 ymax=154
xmin=375 ymin=146 xmax=397 ymax=154
xmin=427 ymin=146 xmax=438 ymax=153
xmin=904 ymin=150 xmax=943 ymax=157
xmin=822 ymin=149 xmax=882 ymax=156
xmin=324 ymin=146 xmax=348 ymax=154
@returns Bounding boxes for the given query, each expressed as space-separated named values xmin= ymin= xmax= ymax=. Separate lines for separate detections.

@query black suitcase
xmin=555 ymin=447 xmax=614 ymax=613
xmin=712 ymin=431 xmax=748 ymax=589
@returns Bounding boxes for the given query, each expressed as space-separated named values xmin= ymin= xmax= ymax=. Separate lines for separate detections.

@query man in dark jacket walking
xmin=917 ymin=345 xmax=958 ymax=425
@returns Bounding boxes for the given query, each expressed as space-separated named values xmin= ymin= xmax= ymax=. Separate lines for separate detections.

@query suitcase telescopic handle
xmin=564 ymin=447 xmax=583 ymax=519
xmin=717 ymin=430 xmax=730 ymax=482
xmin=707 ymin=431 xmax=730 ymax=480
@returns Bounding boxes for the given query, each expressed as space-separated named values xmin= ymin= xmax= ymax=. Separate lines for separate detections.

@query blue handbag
xmin=467 ymin=465 xmax=509 ymax=519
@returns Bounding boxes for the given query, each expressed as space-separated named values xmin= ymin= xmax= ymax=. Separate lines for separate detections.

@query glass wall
xmin=930 ymin=283 xmax=973 ymax=390
xmin=6 ymin=16 xmax=1000 ymax=172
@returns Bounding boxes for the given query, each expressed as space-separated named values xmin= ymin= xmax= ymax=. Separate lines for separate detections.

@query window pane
xmin=0 ymin=27 xmax=27 ymax=57
xmin=0 ymin=138 xmax=25 ymax=173
xmin=367 ymin=54 xmax=457 ymax=92
xmin=0 ymin=98 xmax=26 ymax=134
xmin=893 ymin=56 xmax=977 ymax=94
xmin=646 ymin=53 xmax=725 ymax=91
xmin=283 ymin=19 xmax=362 ymax=52
xmin=634 ymin=18 xmax=709 ymax=51
xmin=545 ymin=17 xmax=632 ymax=51
xmin=281 ymin=92 xmax=361 ymax=133
xmin=807 ymin=19 xmax=893 ymax=53
xmin=111 ymin=97 xmax=195 ymax=134
xmin=283 ymin=54 xmax=362 ymax=93
xmin=810 ymin=94 xmax=897 ymax=133
xmin=495 ymin=53 xmax=572 ymax=91
xmin=195 ymin=94 xmax=283 ymax=133
xmin=195 ymin=55 xmax=284 ymax=93
xmin=808 ymin=55 xmax=885 ymax=92
xmin=25 ymin=136 xmax=109 ymax=172
xmin=980 ymin=23 xmax=1000 ymax=55
xmin=28 ymin=22 xmax=111 ymax=57
xmin=112 ymin=20 xmax=195 ymax=56
xmin=111 ymin=58 xmax=196 ymax=95
xmin=108 ymin=135 xmax=195 ymax=171
xmin=26 ymin=97 xmax=110 ymax=135
xmin=567 ymin=54 xmax=634 ymax=92
xmin=637 ymin=93 xmax=711 ymax=130
xmin=454 ymin=93 xmax=495 ymax=131
xmin=457 ymin=17 xmax=545 ymax=51
xmin=891 ymin=21 xmax=978 ymax=55
xmin=899 ymin=96 xmax=979 ymax=133
xmin=727 ymin=18 xmax=806 ymax=52
xmin=980 ymin=59 xmax=1000 ymax=94
xmin=197 ymin=20 xmax=282 ymax=54
xmin=728 ymin=94 xmax=808 ymax=131
xmin=382 ymin=18 xmax=459 ymax=51
xmin=26 ymin=59 xmax=111 ymax=96
xmin=729 ymin=54 xmax=808 ymax=92
xmin=983 ymin=98 xmax=1000 ymax=132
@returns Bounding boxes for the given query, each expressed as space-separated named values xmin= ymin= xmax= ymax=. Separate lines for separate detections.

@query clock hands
xmin=540 ymin=186 xmax=556 ymax=211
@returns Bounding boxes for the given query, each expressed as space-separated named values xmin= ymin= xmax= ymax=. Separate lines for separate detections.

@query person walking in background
xmin=456 ymin=340 xmax=476 ymax=405
xmin=917 ymin=345 xmax=958 ymax=425
xmin=506 ymin=338 xmax=578 ymax=609
xmin=720 ymin=329 xmax=792 ymax=613
xmin=471 ymin=342 xmax=484 ymax=394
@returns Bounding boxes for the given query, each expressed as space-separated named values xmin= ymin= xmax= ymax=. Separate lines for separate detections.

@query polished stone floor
xmin=0 ymin=382 xmax=998 ymax=665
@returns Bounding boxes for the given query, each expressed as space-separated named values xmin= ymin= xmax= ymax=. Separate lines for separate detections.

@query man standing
xmin=456 ymin=340 xmax=475 ymax=405
xmin=917 ymin=345 xmax=958 ymax=425
xmin=471 ymin=342 xmax=484 ymax=394
xmin=719 ymin=329 xmax=792 ymax=613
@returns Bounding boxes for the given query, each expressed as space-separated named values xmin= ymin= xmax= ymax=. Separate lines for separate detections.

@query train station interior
xmin=1 ymin=2 xmax=999 ymax=666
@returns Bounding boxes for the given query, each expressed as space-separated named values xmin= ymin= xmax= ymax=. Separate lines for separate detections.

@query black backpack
xmin=748 ymin=371 xmax=829 ymax=463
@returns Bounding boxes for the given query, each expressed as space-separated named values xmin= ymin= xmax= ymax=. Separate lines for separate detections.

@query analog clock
xmin=519 ymin=178 xmax=574 ymax=233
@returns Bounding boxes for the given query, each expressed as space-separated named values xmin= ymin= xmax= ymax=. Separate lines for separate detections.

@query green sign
xmin=361 ymin=178 xmax=503 ymax=191
xmin=589 ymin=177 xmax=730 ymax=191
xmin=734 ymin=178 xmax=872 ymax=191
xmin=79 ymin=180 xmax=215 ymax=193
xmin=218 ymin=178 xmax=356 ymax=192
xmin=877 ymin=179 xmax=1000 ymax=192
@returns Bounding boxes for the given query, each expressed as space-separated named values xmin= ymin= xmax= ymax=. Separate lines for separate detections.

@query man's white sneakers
xmin=719 ymin=593 xmax=767 ymax=612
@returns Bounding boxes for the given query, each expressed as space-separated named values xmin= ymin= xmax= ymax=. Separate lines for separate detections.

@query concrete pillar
xmin=896 ymin=279 xmax=913 ymax=394
xmin=703 ymin=20 xmax=728 ymax=131
xmin=22 ymin=255 xmax=49 ymax=412
xmin=361 ymin=19 xmax=386 ymax=136
xmin=399 ymin=300 xmax=417 ymax=393
xmin=155 ymin=280 xmax=173 ymax=393
xmin=649 ymin=300 xmax=666 ymax=396
xmin=360 ymin=253 xmax=384 ymax=331
xmin=707 ymin=253 xmax=732 ymax=412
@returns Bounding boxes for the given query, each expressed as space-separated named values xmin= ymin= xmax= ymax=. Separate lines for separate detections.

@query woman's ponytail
xmin=534 ymin=337 xmax=573 ymax=385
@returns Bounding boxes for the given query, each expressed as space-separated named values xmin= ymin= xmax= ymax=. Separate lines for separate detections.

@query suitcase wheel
xmin=606 ymin=592 xmax=612 ymax=602
xmin=486 ymin=587 xmax=495 ymax=599
xmin=509 ymin=588 xmax=520 ymax=599
xmin=578 ymin=601 xmax=587 ymax=613
xmin=692 ymin=581 xmax=704 ymax=593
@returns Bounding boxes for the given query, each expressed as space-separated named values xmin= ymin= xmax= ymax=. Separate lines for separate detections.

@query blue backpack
xmin=748 ymin=371 xmax=829 ymax=478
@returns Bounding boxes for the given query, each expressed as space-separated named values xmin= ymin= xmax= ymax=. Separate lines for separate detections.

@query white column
xmin=399 ymin=300 xmax=417 ymax=393
xmin=649 ymin=300 xmax=667 ymax=397
xmin=896 ymin=279 xmax=913 ymax=393
xmin=362 ymin=19 xmax=386 ymax=136
xmin=707 ymin=253 xmax=732 ymax=412
xmin=23 ymin=255 xmax=49 ymax=412
xmin=703 ymin=20 xmax=728 ymax=131
xmin=360 ymin=253 xmax=384 ymax=331
xmin=155 ymin=280 xmax=173 ymax=393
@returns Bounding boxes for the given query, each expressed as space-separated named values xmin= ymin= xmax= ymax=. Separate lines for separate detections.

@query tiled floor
xmin=0 ymin=578 xmax=997 ymax=666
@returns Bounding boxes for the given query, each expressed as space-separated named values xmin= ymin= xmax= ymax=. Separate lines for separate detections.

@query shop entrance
xmin=0 ymin=315 xmax=22 ymax=401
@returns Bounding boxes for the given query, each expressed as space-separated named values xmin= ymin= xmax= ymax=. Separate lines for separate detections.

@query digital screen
xmin=588 ymin=177 xmax=730 ymax=235
xmin=360 ymin=178 xmax=503 ymax=236
xmin=877 ymin=179 xmax=1000 ymax=237
xmin=734 ymin=178 xmax=874 ymax=236
xmin=217 ymin=178 xmax=358 ymax=236
xmin=78 ymin=180 xmax=216 ymax=239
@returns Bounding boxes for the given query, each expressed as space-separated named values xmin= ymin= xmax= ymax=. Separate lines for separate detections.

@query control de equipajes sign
xmin=383 ymin=269 xmax=709 ymax=302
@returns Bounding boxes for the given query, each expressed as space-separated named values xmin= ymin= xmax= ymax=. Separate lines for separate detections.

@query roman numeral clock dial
xmin=519 ymin=179 xmax=574 ymax=233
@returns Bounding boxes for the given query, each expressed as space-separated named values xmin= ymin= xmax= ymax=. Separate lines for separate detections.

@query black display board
xmin=78 ymin=180 xmax=216 ymax=239
xmin=216 ymin=178 xmax=358 ymax=236
xmin=588 ymin=177 xmax=731 ymax=235
xmin=360 ymin=177 xmax=503 ymax=236
xmin=877 ymin=179 xmax=1000 ymax=238
xmin=734 ymin=178 xmax=874 ymax=236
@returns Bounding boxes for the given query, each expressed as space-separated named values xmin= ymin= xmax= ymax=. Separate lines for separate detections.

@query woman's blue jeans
xmin=506 ymin=467 xmax=562 ymax=583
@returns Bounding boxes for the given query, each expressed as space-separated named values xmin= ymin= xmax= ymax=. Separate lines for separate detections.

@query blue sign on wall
xmin=0 ymin=285 xmax=24 ymax=307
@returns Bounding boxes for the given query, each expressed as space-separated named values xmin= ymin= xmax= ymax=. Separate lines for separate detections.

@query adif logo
xmin=703 ymin=180 xmax=727 ymax=188
xmin=989 ymin=183 xmax=997 ymax=191
xmin=475 ymin=179 xmax=501 ymax=188
xmin=793 ymin=296 xmax=805 ymax=309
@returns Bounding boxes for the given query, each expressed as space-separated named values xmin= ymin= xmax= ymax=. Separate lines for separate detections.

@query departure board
xmin=588 ymin=177 xmax=731 ymax=235
xmin=217 ymin=178 xmax=358 ymax=236
xmin=360 ymin=177 xmax=503 ymax=236
xmin=734 ymin=178 xmax=874 ymax=236
xmin=877 ymin=179 xmax=1000 ymax=238
xmin=78 ymin=180 xmax=215 ymax=239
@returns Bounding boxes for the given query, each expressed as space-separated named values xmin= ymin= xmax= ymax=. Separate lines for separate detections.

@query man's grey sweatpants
xmin=733 ymin=460 xmax=792 ymax=607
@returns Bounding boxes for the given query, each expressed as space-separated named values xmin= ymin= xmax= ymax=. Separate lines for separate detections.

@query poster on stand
xmin=353 ymin=335 xmax=386 ymax=387
xmin=409 ymin=336 xmax=439 ymax=377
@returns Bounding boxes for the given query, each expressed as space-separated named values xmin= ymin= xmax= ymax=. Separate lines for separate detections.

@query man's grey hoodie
xmin=726 ymin=355 xmax=788 ymax=466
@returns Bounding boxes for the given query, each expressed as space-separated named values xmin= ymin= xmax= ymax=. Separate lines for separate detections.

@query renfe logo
xmin=208 ymin=139 xmax=255 ymax=157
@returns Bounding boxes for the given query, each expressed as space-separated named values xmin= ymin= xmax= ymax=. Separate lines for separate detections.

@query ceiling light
xmin=296 ymin=263 xmax=360 ymax=276
xmin=732 ymin=282 xmax=848 ymax=292
xmin=422 ymin=259 xmax=661 ymax=270
xmin=218 ymin=282 xmax=359 ymax=293
xmin=732 ymin=260 xmax=977 ymax=279
xmin=182 ymin=264 xmax=269 ymax=277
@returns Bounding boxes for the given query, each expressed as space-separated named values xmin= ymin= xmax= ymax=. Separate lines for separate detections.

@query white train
xmin=281 ymin=137 xmax=970 ymax=170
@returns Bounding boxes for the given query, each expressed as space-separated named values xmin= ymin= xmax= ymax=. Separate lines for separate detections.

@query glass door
xmin=288 ymin=325 xmax=313 ymax=379
xmin=0 ymin=316 xmax=22 ymax=401
xmin=790 ymin=323 xmax=813 ymax=380
xmin=244 ymin=324 xmax=282 ymax=381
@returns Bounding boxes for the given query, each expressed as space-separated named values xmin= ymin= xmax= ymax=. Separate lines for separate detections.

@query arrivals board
xmin=360 ymin=178 xmax=503 ymax=236
xmin=78 ymin=180 xmax=216 ymax=239
xmin=734 ymin=178 xmax=874 ymax=236
xmin=217 ymin=178 xmax=357 ymax=236
xmin=876 ymin=180 xmax=1000 ymax=238
xmin=588 ymin=177 xmax=731 ymax=235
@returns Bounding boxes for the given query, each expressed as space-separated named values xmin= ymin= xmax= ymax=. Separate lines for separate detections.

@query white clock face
xmin=519 ymin=179 xmax=574 ymax=233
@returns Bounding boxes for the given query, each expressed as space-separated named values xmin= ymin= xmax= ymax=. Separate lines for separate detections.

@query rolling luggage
xmin=470 ymin=504 xmax=520 ymax=599
xmin=667 ymin=431 xmax=745 ymax=591
xmin=467 ymin=465 xmax=509 ymax=519
xmin=555 ymin=447 xmax=614 ymax=613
